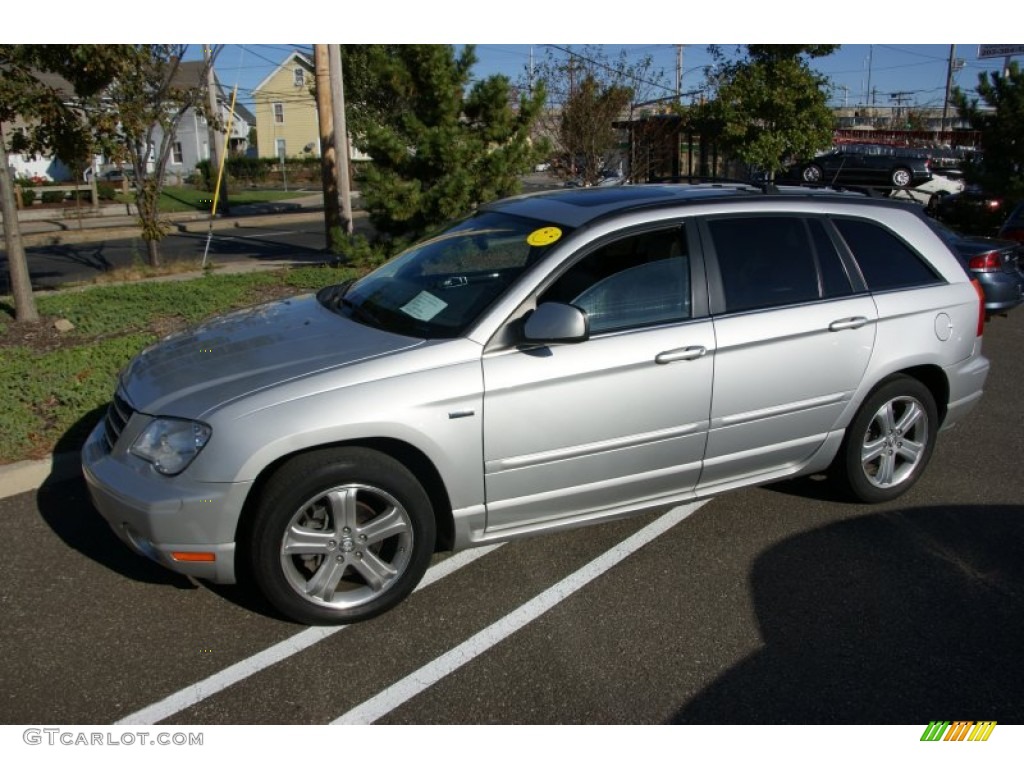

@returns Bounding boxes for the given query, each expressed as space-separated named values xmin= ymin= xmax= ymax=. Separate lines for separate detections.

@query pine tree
xmin=343 ymin=45 xmax=546 ymax=238
xmin=955 ymin=62 xmax=1024 ymax=202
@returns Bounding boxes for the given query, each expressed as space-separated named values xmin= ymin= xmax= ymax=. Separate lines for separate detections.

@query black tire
xmin=891 ymin=167 xmax=913 ymax=188
xmin=247 ymin=447 xmax=435 ymax=624
xmin=801 ymin=164 xmax=823 ymax=184
xmin=833 ymin=375 xmax=938 ymax=503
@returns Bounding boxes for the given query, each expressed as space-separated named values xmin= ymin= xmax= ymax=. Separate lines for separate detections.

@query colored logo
xmin=527 ymin=227 xmax=562 ymax=247
xmin=920 ymin=721 xmax=997 ymax=742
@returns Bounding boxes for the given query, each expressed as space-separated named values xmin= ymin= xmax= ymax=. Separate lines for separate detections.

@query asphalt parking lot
xmin=0 ymin=307 xmax=1021 ymax=726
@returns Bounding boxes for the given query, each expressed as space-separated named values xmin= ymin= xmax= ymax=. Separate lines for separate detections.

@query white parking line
xmin=116 ymin=544 xmax=502 ymax=725
xmin=332 ymin=500 xmax=709 ymax=724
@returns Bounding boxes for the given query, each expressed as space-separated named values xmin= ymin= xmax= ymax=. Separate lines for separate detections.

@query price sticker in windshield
xmin=527 ymin=227 xmax=562 ymax=247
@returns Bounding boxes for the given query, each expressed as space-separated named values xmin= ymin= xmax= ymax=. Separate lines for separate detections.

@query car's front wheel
xmin=834 ymin=376 xmax=938 ymax=503
xmin=247 ymin=447 xmax=436 ymax=624
xmin=891 ymin=167 xmax=913 ymax=188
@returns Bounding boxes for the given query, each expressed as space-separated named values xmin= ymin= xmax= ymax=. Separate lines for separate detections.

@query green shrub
xmin=97 ymin=183 xmax=117 ymax=201
xmin=20 ymin=188 xmax=36 ymax=206
xmin=41 ymin=190 xmax=65 ymax=204
xmin=329 ymin=233 xmax=398 ymax=269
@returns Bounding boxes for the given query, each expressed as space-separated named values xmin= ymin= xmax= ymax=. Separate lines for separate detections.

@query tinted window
xmin=540 ymin=228 xmax=690 ymax=334
xmin=808 ymin=219 xmax=855 ymax=298
xmin=833 ymin=218 xmax=942 ymax=291
xmin=707 ymin=217 xmax=822 ymax=313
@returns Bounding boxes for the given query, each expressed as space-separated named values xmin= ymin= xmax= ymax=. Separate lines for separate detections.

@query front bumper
xmin=81 ymin=418 xmax=252 ymax=584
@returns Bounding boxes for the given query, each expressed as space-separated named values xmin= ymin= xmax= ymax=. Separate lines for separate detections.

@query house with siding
xmin=152 ymin=60 xmax=255 ymax=184
xmin=5 ymin=60 xmax=253 ymax=183
xmin=252 ymin=51 xmax=319 ymax=160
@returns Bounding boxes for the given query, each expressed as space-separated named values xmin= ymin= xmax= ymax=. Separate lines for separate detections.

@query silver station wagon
xmin=82 ymin=184 xmax=991 ymax=624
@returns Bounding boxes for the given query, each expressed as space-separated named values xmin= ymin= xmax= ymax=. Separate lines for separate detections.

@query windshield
xmin=325 ymin=211 xmax=571 ymax=339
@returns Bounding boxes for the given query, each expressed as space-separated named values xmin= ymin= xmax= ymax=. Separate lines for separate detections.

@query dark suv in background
xmin=794 ymin=145 xmax=932 ymax=189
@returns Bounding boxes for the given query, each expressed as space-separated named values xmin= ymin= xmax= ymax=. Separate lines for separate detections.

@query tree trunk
xmin=0 ymin=140 xmax=39 ymax=323
xmin=146 ymin=237 xmax=161 ymax=268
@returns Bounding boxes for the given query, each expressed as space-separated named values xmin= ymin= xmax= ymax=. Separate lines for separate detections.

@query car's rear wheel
xmin=801 ymin=164 xmax=823 ymax=184
xmin=834 ymin=376 xmax=938 ymax=503
xmin=891 ymin=167 xmax=913 ymax=188
xmin=247 ymin=447 xmax=436 ymax=624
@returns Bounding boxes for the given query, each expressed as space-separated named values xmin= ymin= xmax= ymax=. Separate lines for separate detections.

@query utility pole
xmin=314 ymin=44 xmax=341 ymax=248
xmin=865 ymin=45 xmax=874 ymax=107
xmin=676 ymin=45 xmax=683 ymax=100
xmin=890 ymin=91 xmax=913 ymax=127
xmin=942 ymin=44 xmax=956 ymax=135
xmin=205 ymin=44 xmax=228 ymax=214
xmin=328 ymin=44 xmax=353 ymax=236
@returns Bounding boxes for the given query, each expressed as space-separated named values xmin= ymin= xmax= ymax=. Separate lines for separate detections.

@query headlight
xmin=130 ymin=418 xmax=212 ymax=475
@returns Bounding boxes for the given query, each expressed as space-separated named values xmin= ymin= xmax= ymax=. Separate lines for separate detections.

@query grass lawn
xmin=0 ymin=265 xmax=362 ymax=464
xmin=115 ymin=188 xmax=309 ymax=213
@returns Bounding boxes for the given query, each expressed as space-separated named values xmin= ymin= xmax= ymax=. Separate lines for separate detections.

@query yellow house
xmin=253 ymin=51 xmax=319 ymax=159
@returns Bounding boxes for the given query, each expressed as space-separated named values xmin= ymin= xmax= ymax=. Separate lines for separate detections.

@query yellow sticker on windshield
xmin=527 ymin=227 xmax=562 ymax=247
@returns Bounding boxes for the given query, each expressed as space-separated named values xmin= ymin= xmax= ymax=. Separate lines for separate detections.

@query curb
xmin=0 ymin=452 xmax=82 ymax=499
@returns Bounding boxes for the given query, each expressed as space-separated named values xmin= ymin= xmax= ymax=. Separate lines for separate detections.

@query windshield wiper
xmin=339 ymin=296 xmax=382 ymax=328
xmin=316 ymin=279 xmax=354 ymax=312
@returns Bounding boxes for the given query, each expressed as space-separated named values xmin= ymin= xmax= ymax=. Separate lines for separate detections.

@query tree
xmin=954 ymin=62 xmax=1024 ymax=202
xmin=708 ymin=45 xmax=838 ymax=180
xmin=0 ymin=44 xmax=124 ymax=322
xmin=529 ymin=46 xmax=668 ymax=185
xmin=342 ymin=45 xmax=545 ymax=239
xmin=99 ymin=45 xmax=222 ymax=267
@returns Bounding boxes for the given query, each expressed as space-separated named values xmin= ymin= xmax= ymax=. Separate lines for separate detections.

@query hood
xmin=121 ymin=293 xmax=423 ymax=417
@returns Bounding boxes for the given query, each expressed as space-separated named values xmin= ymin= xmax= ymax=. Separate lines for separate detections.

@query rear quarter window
xmin=832 ymin=218 xmax=943 ymax=292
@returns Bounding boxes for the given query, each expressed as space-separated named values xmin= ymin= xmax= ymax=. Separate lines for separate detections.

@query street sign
xmin=978 ymin=45 xmax=1024 ymax=59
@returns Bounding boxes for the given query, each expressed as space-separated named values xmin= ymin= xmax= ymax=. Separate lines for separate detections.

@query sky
xmin=200 ymin=43 xmax=1011 ymax=113
xmin=34 ymin=1 xmax=1016 ymax=112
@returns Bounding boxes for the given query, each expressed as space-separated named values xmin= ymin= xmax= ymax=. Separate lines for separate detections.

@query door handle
xmin=656 ymin=346 xmax=707 ymax=364
xmin=829 ymin=316 xmax=868 ymax=332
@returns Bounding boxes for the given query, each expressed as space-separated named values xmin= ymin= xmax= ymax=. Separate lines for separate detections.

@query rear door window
xmin=704 ymin=216 xmax=852 ymax=314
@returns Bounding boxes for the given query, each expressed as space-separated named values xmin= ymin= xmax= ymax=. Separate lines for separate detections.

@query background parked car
xmin=997 ymin=202 xmax=1024 ymax=244
xmin=99 ymin=167 xmax=136 ymax=183
xmin=793 ymin=145 xmax=932 ymax=189
xmin=929 ymin=187 xmax=1009 ymax=235
xmin=892 ymin=169 xmax=964 ymax=205
xmin=926 ymin=218 xmax=1024 ymax=314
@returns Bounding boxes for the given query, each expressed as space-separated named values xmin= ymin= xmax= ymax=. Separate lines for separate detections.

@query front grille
xmin=103 ymin=391 xmax=135 ymax=451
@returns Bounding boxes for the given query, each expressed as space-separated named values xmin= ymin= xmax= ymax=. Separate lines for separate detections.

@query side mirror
xmin=523 ymin=302 xmax=589 ymax=344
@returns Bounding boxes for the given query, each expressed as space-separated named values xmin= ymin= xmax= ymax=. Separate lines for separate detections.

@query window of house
xmin=539 ymin=227 xmax=691 ymax=334
xmin=171 ymin=142 xmax=183 ymax=164
xmin=832 ymin=218 xmax=943 ymax=292
xmin=273 ymin=103 xmax=284 ymax=123
xmin=275 ymin=138 xmax=286 ymax=160
xmin=293 ymin=67 xmax=304 ymax=87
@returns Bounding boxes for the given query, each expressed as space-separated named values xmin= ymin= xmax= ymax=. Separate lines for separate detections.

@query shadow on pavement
xmin=670 ymin=503 xmax=1024 ymax=723
xmin=36 ymin=407 xmax=196 ymax=590
xmin=38 ymin=406 xmax=288 ymax=618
